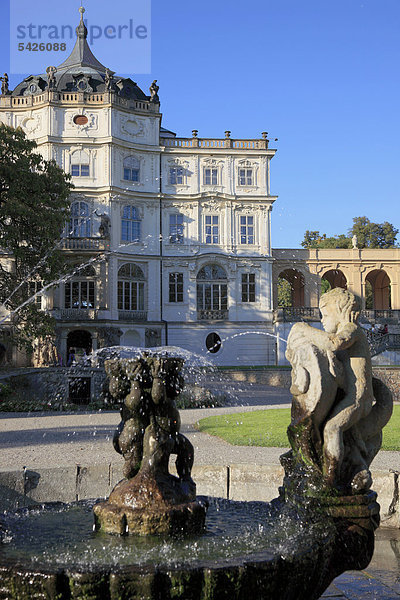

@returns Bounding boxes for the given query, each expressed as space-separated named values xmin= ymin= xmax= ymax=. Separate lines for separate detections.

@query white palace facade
xmin=0 ymin=10 xmax=278 ymax=367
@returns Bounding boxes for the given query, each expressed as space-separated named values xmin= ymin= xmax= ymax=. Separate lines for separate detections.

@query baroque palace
xmin=1 ymin=9 xmax=399 ymax=368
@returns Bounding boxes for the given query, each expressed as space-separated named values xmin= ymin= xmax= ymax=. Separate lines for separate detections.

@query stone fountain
xmin=93 ymin=354 xmax=207 ymax=536
xmin=0 ymin=289 xmax=393 ymax=599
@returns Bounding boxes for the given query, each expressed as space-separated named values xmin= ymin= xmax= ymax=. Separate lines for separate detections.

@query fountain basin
xmin=0 ymin=496 xmax=375 ymax=600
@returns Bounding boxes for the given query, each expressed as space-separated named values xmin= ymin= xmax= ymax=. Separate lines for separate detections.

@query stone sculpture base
xmin=93 ymin=471 xmax=207 ymax=536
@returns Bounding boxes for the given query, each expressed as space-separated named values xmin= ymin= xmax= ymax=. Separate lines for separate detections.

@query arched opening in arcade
xmin=365 ymin=270 xmax=391 ymax=310
xmin=321 ymin=270 xmax=347 ymax=295
xmin=67 ymin=329 xmax=92 ymax=363
xmin=277 ymin=269 xmax=305 ymax=307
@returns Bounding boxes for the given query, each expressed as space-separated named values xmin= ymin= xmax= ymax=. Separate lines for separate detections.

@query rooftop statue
xmin=104 ymin=68 xmax=113 ymax=91
xmin=0 ymin=73 xmax=9 ymax=95
xmin=46 ymin=66 xmax=57 ymax=90
xmin=149 ymin=79 xmax=160 ymax=103
xmin=283 ymin=287 xmax=392 ymax=498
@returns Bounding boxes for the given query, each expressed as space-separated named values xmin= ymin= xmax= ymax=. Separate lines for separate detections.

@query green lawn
xmin=196 ymin=405 xmax=400 ymax=451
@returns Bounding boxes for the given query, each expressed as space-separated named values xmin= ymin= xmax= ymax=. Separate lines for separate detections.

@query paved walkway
xmin=0 ymin=381 xmax=399 ymax=598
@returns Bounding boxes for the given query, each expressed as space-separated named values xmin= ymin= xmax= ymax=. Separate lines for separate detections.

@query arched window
xmin=197 ymin=264 xmax=228 ymax=320
xmin=121 ymin=205 xmax=141 ymax=242
xmin=71 ymin=149 xmax=90 ymax=177
xmin=123 ymin=156 xmax=140 ymax=182
xmin=118 ymin=263 xmax=145 ymax=311
xmin=65 ymin=266 xmax=96 ymax=309
xmin=69 ymin=201 xmax=91 ymax=237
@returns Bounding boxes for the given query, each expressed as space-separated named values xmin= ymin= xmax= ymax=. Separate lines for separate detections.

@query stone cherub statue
xmin=283 ymin=287 xmax=392 ymax=497
xmin=95 ymin=353 xmax=204 ymax=535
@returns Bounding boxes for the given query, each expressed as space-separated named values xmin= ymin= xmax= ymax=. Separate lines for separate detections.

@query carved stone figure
xmin=149 ymin=79 xmax=159 ymax=103
xmin=104 ymin=68 xmax=113 ymax=91
xmin=46 ymin=66 xmax=57 ymax=91
xmin=106 ymin=357 xmax=151 ymax=478
xmin=94 ymin=353 xmax=205 ymax=535
xmin=0 ymin=73 xmax=9 ymax=95
xmin=352 ymin=234 xmax=358 ymax=249
xmin=32 ymin=336 xmax=58 ymax=367
xmin=283 ymin=288 xmax=393 ymax=497
xmin=98 ymin=214 xmax=111 ymax=237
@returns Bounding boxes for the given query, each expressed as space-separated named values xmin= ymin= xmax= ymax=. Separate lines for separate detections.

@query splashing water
xmin=0 ymin=498 xmax=333 ymax=570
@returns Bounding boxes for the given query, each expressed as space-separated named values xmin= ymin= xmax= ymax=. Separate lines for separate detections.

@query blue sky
xmin=1 ymin=0 xmax=399 ymax=248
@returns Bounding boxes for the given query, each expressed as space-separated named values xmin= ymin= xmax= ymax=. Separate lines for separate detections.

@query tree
xmin=349 ymin=216 xmax=398 ymax=249
xmin=301 ymin=230 xmax=351 ymax=249
xmin=302 ymin=217 xmax=398 ymax=250
xmin=301 ymin=231 xmax=325 ymax=248
xmin=0 ymin=124 xmax=73 ymax=351
xmin=277 ymin=277 xmax=292 ymax=307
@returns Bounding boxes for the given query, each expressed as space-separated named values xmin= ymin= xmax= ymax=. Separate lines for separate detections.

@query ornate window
xmin=238 ymin=167 xmax=254 ymax=186
xmin=169 ymin=214 xmax=184 ymax=244
xmin=27 ymin=280 xmax=43 ymax=308
xmin=204 ymin=167 xmax=218 ymax=185
xmin=169 ymin=273 xmax=184 ymax=303
xmin=197 ymin=265 xmax=228 ymax=318
xmin=69 ymin=201 xmax=91 ymax=237
xmin=71 ymin=149 xmax=90 ymax=177
xmin=241 ymin=273 xmax=256 ymax=302
xmin=239 ymin=215 xmax=255 ymax=244
xmin=121 ymin=205 xmax=141 ymax=242
xmin=205 ymin=215 xmax=219 ymax=244
xmin=123 ymin=156 xmax=140 ymax=182
xmin=118 ymin=263 xmax=145 ymax=311
xmin=169 ymin=166 xmax=184 ymax=185
xmin=65 ymin=266 xmax=96 ymax=309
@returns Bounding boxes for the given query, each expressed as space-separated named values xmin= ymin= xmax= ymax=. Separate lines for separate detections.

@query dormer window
xmin=123 ymin=156 xmax=140 ymax=182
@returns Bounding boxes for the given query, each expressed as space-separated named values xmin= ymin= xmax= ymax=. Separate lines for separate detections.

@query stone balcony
xmin=197 ymin=309 xmax=229 ymax=321
xmin=60 ymin=238 xmax=108 ymax=251
xmin=273 ymin=307 xmax=321 ymax=323
xmin=161 ymin=135 xmax=270 ymax=150
xmin=118 ymin=310 xmax=147 ymax=322
xmin=52 ymin=309 xmax=98 ymax=321
xmin=0 ymin=90 xmax=157 ymax=114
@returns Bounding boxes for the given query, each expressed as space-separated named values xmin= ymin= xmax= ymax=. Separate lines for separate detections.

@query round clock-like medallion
xmin=73 ymin=115 xmax=89 ymax=125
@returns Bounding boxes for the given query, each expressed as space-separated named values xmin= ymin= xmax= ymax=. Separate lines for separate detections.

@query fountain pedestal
xmin=94 ymin=478 xmax=207 ymax=535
